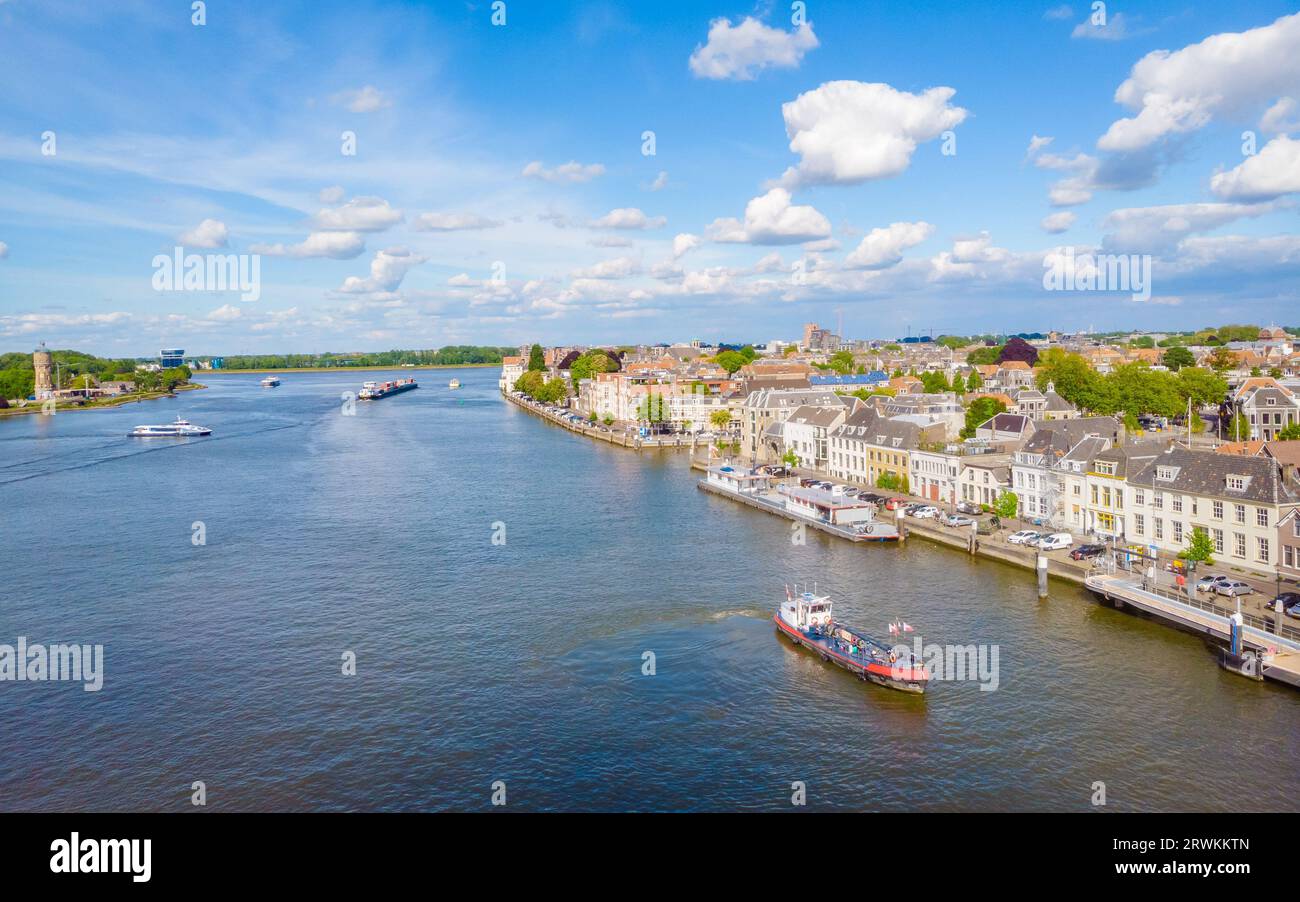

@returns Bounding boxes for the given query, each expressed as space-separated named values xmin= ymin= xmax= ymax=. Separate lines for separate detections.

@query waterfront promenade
xmin=505 ymin=389 xmax=705 ymax=450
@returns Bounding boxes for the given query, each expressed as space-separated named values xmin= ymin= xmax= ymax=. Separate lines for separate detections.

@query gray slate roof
xmin=1127 ymin=445 xmax=1299 ymax=504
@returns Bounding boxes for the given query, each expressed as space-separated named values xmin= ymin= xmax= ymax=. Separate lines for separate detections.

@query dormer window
xmin=1226 ymin=474 xmax=1249 ymax=491
xmin=1096 ymin=461 xmax=1116 ymax=476
xmin=1156 ymin=466 xmax=1179 ymax=481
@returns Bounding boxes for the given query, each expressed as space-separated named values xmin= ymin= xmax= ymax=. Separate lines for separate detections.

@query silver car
xmin=1215 ymin=580 xmax=1254 ymax=598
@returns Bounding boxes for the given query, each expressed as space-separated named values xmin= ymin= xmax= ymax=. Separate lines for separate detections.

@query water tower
xmin=33 ymin=343 xmax=53 ymax=399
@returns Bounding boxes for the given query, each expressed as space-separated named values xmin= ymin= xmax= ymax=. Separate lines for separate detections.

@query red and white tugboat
xmin=774 ymin=589 xmax=930 ymax=694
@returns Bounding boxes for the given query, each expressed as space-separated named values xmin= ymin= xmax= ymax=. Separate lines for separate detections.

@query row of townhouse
xmin=1232 ymin=377 xmax=1300 ymax=442
xmin=1014 ymin=431 xmax=1300 ymax=578
xmin=742 ymin=388 xmax=850 ymax=462
xmin=826 ymin=408 xmax=948 ymax=489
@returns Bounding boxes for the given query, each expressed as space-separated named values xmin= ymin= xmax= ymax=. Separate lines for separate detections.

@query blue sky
xmin=0 ymin=0 xmax=1298 ymax=355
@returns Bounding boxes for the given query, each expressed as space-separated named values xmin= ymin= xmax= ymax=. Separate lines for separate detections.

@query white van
xmin=1036 ymin=533 xmax=1074 ymax=551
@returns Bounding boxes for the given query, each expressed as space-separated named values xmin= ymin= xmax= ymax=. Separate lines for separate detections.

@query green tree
xmin=828 ymin=350 xmax=855 ymax=375
xmin=1178 ymin=527 xmax=1216 ymax=565
xmin=966 ymin=369 xmax=982 ymax=391
xmin=876 ymin=472 xmax=901 ymax=491
xmin=602 ymin=413 xmax=615 ymax=426
xmin=950 ymin=373 xmax=966 ymax=394
xmin=569 ymin=351 xmax=616 ymax=385
xmin=781 ymin=449 xmax=800 ymax=468
xmin=1034 ymin=348 xmax=1105 ymax=410
xmin=527 ymin=344 xmax=545 ymax=371
xmin=992 ymin=491 xmax=1019 ymax=520
xmin=713 ymin=350 xmax=747 ymax=374
xmin=636 ymin=392 xmax=669 ymax=425
xmin=538 ymin=377 xmax=569 ymax=404
xmin=1224 ymin=411 xmax=1251 ymax=442
xmin=1206 ymin=347 xmax=1238 ymax=373
xmin=960 ymin=396 xmax=1007 ymax=439
xmin=966 ymin=345 xmax=1003 ymax=366
xmin=709 ymin=409 xmax=732 ymax=431
xmin=513 ymin=370 xmax=545 ymax=398
xmin=1277 ymin=423 xmax=1300 ymax=441
xmin=1175 ymin=367 xmax=1228 ymax=408
xmin=920 ymin=370 xmax=950 ymax=393
xmin=1161 ymin=347 xmax=1195 ymax=371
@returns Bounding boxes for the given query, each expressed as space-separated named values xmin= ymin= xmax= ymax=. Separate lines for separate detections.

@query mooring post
xmin=1037 ymin=553 xmax=1049 ymax=598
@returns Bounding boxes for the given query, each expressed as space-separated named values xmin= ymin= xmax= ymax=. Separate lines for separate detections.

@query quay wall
xmin=503 ymin=389 xmax=700 ymax=451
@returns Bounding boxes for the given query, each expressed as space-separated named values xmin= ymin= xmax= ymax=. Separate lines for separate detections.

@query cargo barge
xmin=358 ymin=378 xmax=418 ymax=400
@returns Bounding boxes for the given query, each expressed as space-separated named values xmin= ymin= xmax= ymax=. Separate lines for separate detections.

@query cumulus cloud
xmin=1210 ymin=136 xmax=1300 ymax=201
xmin=1040 ymin=211 xmax=1077 ymax=233
xmin=1261 ymin=97 xmax=1300 ymax=134
xmin=331 ymin=85 xmax=392 ymax=113
xmin=1098 ymin=13 xmax=1300 ymax=152
xmin=570 ymin=256 xmax=641 ymax=279
xmin=778 ymin=81 xmax=968 ymax=187
xmin=251 ymin=231 xmax=365 ymax=259
xmin=179 ymin=218 xmax=229 ymax=248
xmin=688 ymin=17 xmax=818 ymax=80
xmin=319 ymin=185 xmax=346 ymax=203
xmin=206 ymin=304 xmax=242 ymax=322
xmin=338 ymin=246 xmax=426 ymax=294
xmin=706 ymin=188 xmax=832 ymax=245
xmin=521 ymin=160 xmax=605 ymax=183
xmin=411 ymin=212 xmax=503 ymax=231
xmin=312 ymin=196 xmax=403 ymax=232
xmin=591 ymin=207 xmax=666 ymax=230
xmin=844 ymin=221 xmax=935 ymax=269
xmin=1026 ymin=134 xmax=1054 ymax=155
xmin=1101 ymin=202 xmax=1280 ymax=254
xmin=1072 ymin=11 xmax=1134 ymax=41
xmin=672 ymin=233 xmax=700 ymax=259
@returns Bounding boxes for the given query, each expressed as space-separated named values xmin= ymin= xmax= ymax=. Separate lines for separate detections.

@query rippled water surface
xmin=1 ymin=368 xmax=1297 ymax=811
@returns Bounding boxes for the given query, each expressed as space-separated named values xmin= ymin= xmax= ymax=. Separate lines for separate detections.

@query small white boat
xmin=260 ymin=375 xmax=281 ymax=387
xmin=448 ymin=378 xmax=461 ymax=389
xmin=128 ymin=416 xmax=212 ymax=437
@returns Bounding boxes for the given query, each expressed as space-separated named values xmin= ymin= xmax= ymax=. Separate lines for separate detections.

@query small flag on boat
xmin=902 ymin=622 xmax=914 ymax=632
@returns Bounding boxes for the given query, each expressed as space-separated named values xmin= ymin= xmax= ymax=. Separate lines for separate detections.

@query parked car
xmin=1069 ymin=543 xmax=1105 ymax=561
xmin=1278 ymin=593 xmax=1300 ymax=619
xmin=1008 ymin=530 xmax=1042 ymax=546
xmin=1196 ymin=575 xmax=1231 ymax=593
xmin=799 ymin=478 xmax=819 ymax=488
xmin=956 ymin=501 xmax=983 ymax=515
xmin=884 ymin=497 xmax=906 ymax=511
xmin=1215 ymin=580 xmax=1254 ymax=598
xmin=943 ymin=514 xmax=976 ymax=527
xmin=911 ymin=506 xmax=941 ymax=519
xmin=1036 ymin=533 xmax=1074 ymax=551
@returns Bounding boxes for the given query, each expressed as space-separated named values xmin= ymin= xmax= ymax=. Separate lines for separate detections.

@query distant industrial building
xmin=160 ymin=348 xmax=185 ymax=368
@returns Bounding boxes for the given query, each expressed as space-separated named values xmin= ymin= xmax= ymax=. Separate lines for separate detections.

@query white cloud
xmin=688 ymin=17 xmax=819 ymax=81
xmin=591 ymin=207 xmax=666 ymax=230
xmin=1030 ymin=149 xmax=1101 ymax=206
xmin=649 ymin=171 xmax=669 ymax=191
xmin=1261 ymin=97 xmax=1300 ymax=134
xmin=411 ymin=212 xmax=503 ymax=231
xmin=331 ymin=85 xmax=392 ymax=113
xmin=1210 ymin=135 xmax=1300 ymax=201
xmin=521 ymin=160 xmax=606 ymax=183
xmin=0 ymin=241 xmax=8 ymax=259
xmin=1040 ymin=211 xmax=1077 ymax=233
xmin=312 ymin=196 xmax=403 ymax=232
xmin=672 ymin=233 xmax=700 ymax=259
xmin=179 ymin=218 xmax=229 ymax=248
xmin=1098 ymin=13 xmax=1300 ymax=152
xmin=1072 ymin=11 xmax=1133 ymax=41
xmin=706 ymin=188 xmax=832 ymax=245
xmin=338 ymin=246 xmax=426 ymax=294
xmin=250 ymin=231 xmax=366 ymax=259
xmin=1101 ymin=201 xmax=1280 ymax=253
xmin=844 ymin=221 xmax=935 ymax=269
xmin=319 ymin=185 xmax=346 ymax=203
xmin=206 ymin=304 xmax=243 ymax=322
xmin=778 ymin=81 xmax=968 ymax=186
xmin=1026 ymin=134 xmax=1054 ymax=155
xmin=570 ymin=256 xmax=641 ymax=279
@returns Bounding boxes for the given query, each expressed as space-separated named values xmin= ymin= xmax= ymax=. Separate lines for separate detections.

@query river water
xmin=0 ymin=367 xmax=1296 ymax=811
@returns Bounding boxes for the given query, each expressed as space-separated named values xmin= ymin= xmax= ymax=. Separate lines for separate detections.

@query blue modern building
xmin=160 ymin=348 xmax=185 ymax=368
xmin=809 ymin=372 xmax=889 ymax=387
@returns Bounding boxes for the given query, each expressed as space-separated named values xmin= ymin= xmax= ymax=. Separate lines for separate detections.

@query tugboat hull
xmin=774 ymin=615 xmax=928 ymax=693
